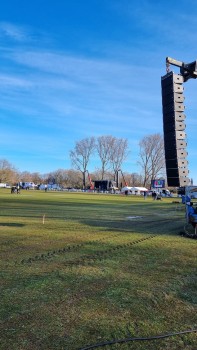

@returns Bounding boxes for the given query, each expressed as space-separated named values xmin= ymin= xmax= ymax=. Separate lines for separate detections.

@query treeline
xmin=0 ymin=133 xmax=166 ymax=188
xmin=0 ymin=161 xmax=144 ymax=189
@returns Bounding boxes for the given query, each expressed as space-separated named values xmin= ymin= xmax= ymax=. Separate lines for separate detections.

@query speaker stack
xmin=161 ymin=72 xmax=189 ymax=187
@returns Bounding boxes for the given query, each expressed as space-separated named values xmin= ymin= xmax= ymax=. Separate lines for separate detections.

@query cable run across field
xmin=20 ymin=217 xmax=173 ymax=265
xmin=64 ymin=234 xmax=157 ymax=267
xmin=19 ymin=230 xmax=145 ymax=265
xmin=79 ymin=328 xmax=197 ymax=349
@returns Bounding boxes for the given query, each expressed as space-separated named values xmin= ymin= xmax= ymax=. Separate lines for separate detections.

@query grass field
xmin=0 ymin=189 xmax=197 ymax=350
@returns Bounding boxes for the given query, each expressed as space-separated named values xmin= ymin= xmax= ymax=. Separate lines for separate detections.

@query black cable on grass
xmin=79 ymin=329 xmax=197 ymax=350
xmin=182 ymin=223 xmax=197 ymax=239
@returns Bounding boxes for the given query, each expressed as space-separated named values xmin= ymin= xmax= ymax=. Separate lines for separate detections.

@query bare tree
xmin=70 ymin=137 xmax=95 ymax=188
xmin=130 ymin=172 xmax=143 ymax=187
xmin=66 ymin=169 xmax=83 ymax=188
xmin=96 ymin=135 xmax=116 ymax=179
xmin=118 ymin=171 xmax=129 ymax=187
xmin=31 ymin=172 xmax=43 ymax=184
xmin=43 ymin=169 xmax=82 ymax=188
xmin=138 ymin=133 xmax=165 ymax=187
xmin=52 ymin=169 xmax=68 ymax=186
xmin=20 ymin=171 xmax=33 ymax=182
xmin=110 ymin=138 xmax=129 ymax=174
xmin=93 ymin=168 xmax=114 ymax=182
xmin=0 ymin=159 xmax=18 ymax=184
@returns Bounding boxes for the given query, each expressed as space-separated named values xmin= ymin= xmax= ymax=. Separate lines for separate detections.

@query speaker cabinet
xmin=161 ymin=72 xmax=189 ymax=187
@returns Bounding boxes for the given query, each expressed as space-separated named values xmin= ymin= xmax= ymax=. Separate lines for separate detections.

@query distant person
xmin=143 ymin=191 xmax=147 ymax=199
xmin=187 ymin=202 xmax=197 ymax=228
xmin=45 ymin=184 xmax=47 ymax=192
xmin=11 ymin=186 xmax=16 ymax=194
xmin=152 ymin=191 xmax=157 ymax=200
xmin=16 ymin=184 xmax=20 ymax=194
xmin=157 ymin=193 xmax=162 ymax=200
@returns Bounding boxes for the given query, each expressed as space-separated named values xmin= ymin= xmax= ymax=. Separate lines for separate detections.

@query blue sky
xmin=1 ymin=0 xmax=197 ymax=182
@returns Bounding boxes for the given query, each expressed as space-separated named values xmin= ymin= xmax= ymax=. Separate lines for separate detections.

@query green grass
xmin=0 ymin=189 xmax=197 ymax=350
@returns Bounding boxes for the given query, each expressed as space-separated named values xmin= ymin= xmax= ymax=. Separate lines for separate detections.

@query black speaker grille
xmin=161 ymin=72 xmax=189 ymax=187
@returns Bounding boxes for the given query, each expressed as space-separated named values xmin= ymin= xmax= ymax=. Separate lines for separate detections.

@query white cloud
xmin=0 ymin=47 xmax=162 ymax=129
xmin=0 ymin=16 xmax=196 ymax=176
xmin=0 ymin=22 xmax=28 ymax=41
xmin=0 ymin=73 xmax=33 ymax=88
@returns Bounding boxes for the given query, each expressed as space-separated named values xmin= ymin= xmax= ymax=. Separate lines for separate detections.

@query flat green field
xmin=0 ymin=189 xmax=197 ymax=350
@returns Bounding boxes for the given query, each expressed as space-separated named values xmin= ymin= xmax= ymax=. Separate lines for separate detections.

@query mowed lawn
xmin=0 ymin=189 xmax=197 ymax=350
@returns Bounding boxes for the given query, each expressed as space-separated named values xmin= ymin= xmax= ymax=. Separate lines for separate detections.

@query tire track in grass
xmin=20 ymin=218 xmax=176 ymax=265
xmin=64 ymin=235 xmax=157 ymax=267
xmin=19 ymin=231 xmax=133 ymax=265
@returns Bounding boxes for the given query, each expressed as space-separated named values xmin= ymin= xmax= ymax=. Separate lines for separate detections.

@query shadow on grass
xmin=0 ymin=223 xmax=25 ymax=227
xmin=80 ymin=216 xmax=184 ymax=236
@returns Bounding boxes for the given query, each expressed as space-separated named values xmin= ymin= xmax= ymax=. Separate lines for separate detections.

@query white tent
xmin=121 ymin=186 xmax=132 ymax=192
xmin=121 ymin=186 xmax=148 ymax=195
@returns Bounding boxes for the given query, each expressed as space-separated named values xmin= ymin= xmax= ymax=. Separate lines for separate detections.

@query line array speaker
xmin=161 ymin=72 xmax=189 ymax=187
